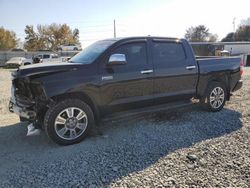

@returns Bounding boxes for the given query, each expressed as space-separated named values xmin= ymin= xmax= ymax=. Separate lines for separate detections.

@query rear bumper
xmin=232 ymin=80 xmax=243 ymax=92
xmin=9 ymin=99 xmax=36 ymax=120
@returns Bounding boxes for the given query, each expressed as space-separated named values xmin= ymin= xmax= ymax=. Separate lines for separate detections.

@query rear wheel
xmin=201 ymin=82 xmax=227 ymax=112
xmin=24 ymin=62 xmax=31 ymax=66
xmin=44 ymin=99 xmax=94 ymax=145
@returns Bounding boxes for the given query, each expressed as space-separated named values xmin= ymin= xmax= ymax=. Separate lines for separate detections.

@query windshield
xmin=70 ymin=40 xmax=115 ymax=64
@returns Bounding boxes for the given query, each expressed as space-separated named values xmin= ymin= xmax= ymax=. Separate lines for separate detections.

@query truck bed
xmin=197 ymin=56 xmax=241 ymax=72
xmin=196 ymin=56 xmax=241 ymax=97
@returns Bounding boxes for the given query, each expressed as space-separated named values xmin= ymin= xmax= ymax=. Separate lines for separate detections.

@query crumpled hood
xmin=15 ymin=62 xmax=83 ymax=78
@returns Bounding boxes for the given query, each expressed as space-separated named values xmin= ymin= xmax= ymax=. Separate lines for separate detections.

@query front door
xmin=99 ymin=40 xmax=154 ymax=113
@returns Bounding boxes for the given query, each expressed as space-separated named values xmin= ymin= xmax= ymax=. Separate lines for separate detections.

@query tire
xmin=201 ymin=82 xmax=227 ymax=112
xmin=44 ymin=99 xmax=94 ymax=145
xmin=73 ymin=47 xmax=78 ymax=51
xmin=24 ymin=62 xmax=31 ymax=66
xmin=19 ymin=116 xmax=29 ymax=122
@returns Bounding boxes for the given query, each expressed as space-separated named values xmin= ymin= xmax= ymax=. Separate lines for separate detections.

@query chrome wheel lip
xmin=210 ymin=87 xmax=225 ymax=109
xmin=54 ymin=107 xmax=88 ymax=140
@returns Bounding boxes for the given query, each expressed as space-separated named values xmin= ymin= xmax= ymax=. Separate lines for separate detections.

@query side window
xmin=153 ymin=42 xmax=186 ymax=67
xmin=52 ymin=54 xmax=58 ymax=59
xmin=43 ymin=54 xmax=50 ymax=59
xmin=112 ymin=42 xmax=147 ymax=65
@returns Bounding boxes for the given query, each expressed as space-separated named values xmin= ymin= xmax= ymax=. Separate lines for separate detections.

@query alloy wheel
xmin=54 ymin=107 xmax=88 ymax=140
xmin=209 ymin=87 xmax=225 ymax=109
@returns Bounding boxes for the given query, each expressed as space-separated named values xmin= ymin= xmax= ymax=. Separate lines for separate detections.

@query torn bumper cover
xmin=9 ymin=99 xmax=36 ymax=120
xmin=9 ymin=83 xmax=37 ymax=120
xmin=232 ymin=80 xmax=243 ymax=92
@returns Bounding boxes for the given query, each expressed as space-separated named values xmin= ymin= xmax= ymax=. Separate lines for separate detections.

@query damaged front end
xmin=9 ymin=70 xmax=48 ymax=122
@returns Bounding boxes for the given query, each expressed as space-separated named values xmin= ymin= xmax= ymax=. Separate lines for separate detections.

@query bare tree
xmin=235 ymin=25 xmax=250 ymax=41
xmin=221 ymin=32 xmax=235 ymax=42
xmin=184 ymin=25 xmax=218 ymax=42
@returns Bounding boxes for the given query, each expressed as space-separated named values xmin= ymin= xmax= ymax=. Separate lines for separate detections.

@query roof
xmin=190 ymin=41 xmax=250 ymax=45
xmin=102 ymin=36 xmax=181 ymax=42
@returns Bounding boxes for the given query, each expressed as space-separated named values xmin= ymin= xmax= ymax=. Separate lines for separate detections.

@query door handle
xmin=186 ymin=66 xmax=196 ymax=70
xmin=141 ymin=70 xmax=153 ymax=74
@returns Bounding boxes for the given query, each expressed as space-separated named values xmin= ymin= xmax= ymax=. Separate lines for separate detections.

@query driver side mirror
xmin=108 ymin=54 xmax=127 ymax=66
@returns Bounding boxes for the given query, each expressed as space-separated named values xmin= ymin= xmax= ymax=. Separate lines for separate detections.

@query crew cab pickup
xmin=9 ymin=37 xmax=243 ymax=145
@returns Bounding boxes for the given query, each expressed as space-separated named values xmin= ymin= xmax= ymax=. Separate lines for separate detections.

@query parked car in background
xmin=5 ymin=57 xmax=26 ymax=67
xmin=58 ymin=44 xmax=82 ymax=51
xmin=37 ymin=54 xmax=59 ymax=63
xmin=24 ymin=53 xmax=60 ymax=65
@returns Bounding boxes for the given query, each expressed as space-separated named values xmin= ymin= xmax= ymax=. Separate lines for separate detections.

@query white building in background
xmin=190 ymin=42 xmax=250 ymax=66
xmin=223 ymin=42 xmax=250 ymax=55
xmin=190 ymin=41 xmax=250 ymax=56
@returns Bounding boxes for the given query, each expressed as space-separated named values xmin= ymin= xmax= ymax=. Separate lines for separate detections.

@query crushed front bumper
xmin=9 ymin=99 xmax=36 ymax=120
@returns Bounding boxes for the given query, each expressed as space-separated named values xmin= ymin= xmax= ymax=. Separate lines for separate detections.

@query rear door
xmin=99 ymin=39 xmax=154 ymax=112
xmin=151 ymin=39 xmax=198 ymax=101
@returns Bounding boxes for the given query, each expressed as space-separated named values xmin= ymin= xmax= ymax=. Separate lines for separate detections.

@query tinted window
xmin=153 ymin=42 xmax=186 ymax=65
xmin=112 ymin=43 xmax=147 ymax=65
xmin=43 ymin=54 xmax=50 ymax=59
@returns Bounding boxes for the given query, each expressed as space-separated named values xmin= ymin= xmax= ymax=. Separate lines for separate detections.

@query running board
xmin=102 ymin=100 xmax=193 ymax=122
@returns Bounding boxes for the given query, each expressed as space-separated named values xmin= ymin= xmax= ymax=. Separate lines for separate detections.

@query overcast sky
xmin=0 ymin=0 xmax=249 ymax=47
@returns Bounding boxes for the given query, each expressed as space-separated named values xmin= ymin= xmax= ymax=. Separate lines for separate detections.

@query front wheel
xmin=44 ymin=99 xmax=94 ymax=145
xmin=201 ymin=82 xmax=227 ymax=112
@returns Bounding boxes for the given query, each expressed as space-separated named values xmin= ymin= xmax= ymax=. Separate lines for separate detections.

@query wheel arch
xmin=24 ymin=62 xmax=31 ymax=65
xmin=199 ymin=73 xmax=231 ymax=100
xmin=50 ymin=92 xmax=100 ymax=124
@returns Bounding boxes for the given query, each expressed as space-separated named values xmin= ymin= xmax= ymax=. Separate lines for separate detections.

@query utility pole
xmin=114 ymin=19 xmax=116 ymax=39
xmin=233 ymin=17 xmax=236 ymax=32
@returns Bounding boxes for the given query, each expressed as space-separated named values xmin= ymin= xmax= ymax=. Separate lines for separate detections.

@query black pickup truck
xmin=9 ymin=37 xmax=243 ymax=145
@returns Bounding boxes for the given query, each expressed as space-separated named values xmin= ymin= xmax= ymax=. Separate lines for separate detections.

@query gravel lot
xmin=0 ymin=68 xmax=249 ymax=187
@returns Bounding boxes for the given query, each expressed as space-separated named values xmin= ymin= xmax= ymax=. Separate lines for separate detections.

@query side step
xmin=102 ymin=100 xmax=193 ymax=122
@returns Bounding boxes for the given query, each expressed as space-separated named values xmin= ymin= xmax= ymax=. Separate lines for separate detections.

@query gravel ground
xmin=0 ymin=68 xmax=249 ymax=187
